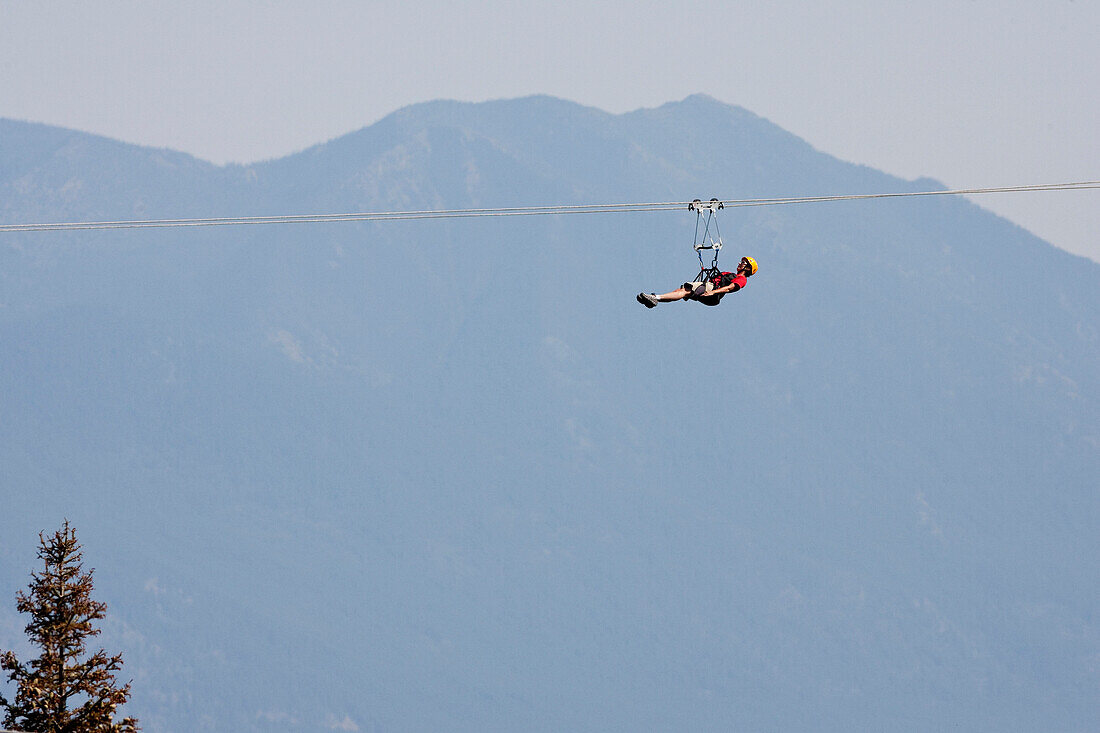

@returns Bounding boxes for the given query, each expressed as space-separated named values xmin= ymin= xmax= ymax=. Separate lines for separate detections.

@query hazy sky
xmin=2 ymin=0 xmax=1097 ymax=261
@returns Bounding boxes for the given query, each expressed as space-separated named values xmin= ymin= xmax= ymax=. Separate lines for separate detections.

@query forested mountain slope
xmin=2 ymin=96 xmax=1097 ymax=732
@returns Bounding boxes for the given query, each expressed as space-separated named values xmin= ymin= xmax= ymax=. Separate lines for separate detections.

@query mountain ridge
xmin=1 ymin=95 xmax=1097 ymax=732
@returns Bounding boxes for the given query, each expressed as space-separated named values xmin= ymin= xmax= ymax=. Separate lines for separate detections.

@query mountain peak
xmin=679 ymin=92 xmax=726 ymax=106
xmin=2 ymin=94 xmax=1097 ymax=733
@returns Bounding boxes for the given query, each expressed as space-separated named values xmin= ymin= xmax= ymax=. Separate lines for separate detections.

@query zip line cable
xmin=1 ymin=181 xmax=1097 ymax=233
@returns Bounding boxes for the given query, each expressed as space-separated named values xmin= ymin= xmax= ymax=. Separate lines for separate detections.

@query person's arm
xmin=710 ymin=281 xmax=741 ymax=296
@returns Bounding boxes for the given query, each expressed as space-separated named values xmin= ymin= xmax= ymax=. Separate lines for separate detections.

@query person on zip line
xmin=637 ymin=255 xmax=757 ymax=308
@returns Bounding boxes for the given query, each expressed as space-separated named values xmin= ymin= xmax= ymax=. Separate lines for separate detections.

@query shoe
xmin=636 ymin=292 xmax=658 ymax=308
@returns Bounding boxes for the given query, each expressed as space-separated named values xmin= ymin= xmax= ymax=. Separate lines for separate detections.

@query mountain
xmin=1 ymin=95 xmax=1098 ymax=732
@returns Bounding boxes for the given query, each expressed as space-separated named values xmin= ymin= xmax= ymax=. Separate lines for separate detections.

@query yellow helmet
xmin=740 ymin=256 xmax=758 ymax=276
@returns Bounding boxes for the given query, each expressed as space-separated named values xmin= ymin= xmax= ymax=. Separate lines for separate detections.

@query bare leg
xmin=656 ymin=287 xmax=692 ymax=302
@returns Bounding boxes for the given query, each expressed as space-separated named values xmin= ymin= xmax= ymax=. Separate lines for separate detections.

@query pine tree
xmin=0 ymin=521 xmax=138 ymax=732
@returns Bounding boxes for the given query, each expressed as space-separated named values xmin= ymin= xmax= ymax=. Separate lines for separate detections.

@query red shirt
xmin=697 ymin=272 xmax=746 ymax=306
xmin=710 ymin=272 xmax=747 ymax=291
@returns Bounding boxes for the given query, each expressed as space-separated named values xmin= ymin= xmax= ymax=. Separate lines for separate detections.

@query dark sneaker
xmin=636 ymin=292 xmax=658 ymax=308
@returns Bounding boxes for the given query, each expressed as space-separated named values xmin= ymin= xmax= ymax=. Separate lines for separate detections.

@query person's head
xmin=738 ymin=256 xmax=758 ymax=277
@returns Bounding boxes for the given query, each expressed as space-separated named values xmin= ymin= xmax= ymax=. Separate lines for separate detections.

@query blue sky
xmin=2 ymin=0 xmax=1097 ymax=261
